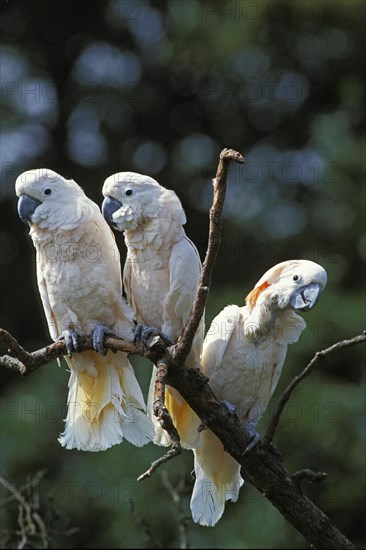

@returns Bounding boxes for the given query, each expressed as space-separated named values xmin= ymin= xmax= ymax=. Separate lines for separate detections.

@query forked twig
xmin=141 ymin=148 xmax=245 ymax=477
xmin=292 ymin=468 xmax=328 ymax=487
xmin=160 ymin=471 xmax=189 ymax=550
xmin=173 ymin=148 xmax=245 ymax=367
xmin=137 ymin=359 xmax=181 ymax=481
xmin=264 ymin=332 xmax=366 ymax=444
xmin=1 ymin=150 xmax=364 ymax=550
xmin=0 ymin=328 xmax=157 ymax=375
xmin=0 ymin=472 xmax=49 ymax=549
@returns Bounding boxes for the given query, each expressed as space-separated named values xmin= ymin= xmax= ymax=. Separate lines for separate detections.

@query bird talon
xmin=59 ymin=329 xmax=79 ymax=356
xmin=222 ymin=400 xmax=237 ymax=415
xmin=92 ymin=325 xmax=114 ymax=356
xmin=133 ymin=323 xmax=144 ymax=345
xmin=134 ymin=324 xmax=167 ymax=347
xmin=242 ymin=421 xmax=261 ymax=454
xmin=243 ymin=433 xmax=261 ymax=454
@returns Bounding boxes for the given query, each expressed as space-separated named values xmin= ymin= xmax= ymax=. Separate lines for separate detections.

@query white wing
xmin=36 ymin=251 xmax=59 ymax=341
xmin=122 ymin=251 xmax=133 ymax=310
xmin=163 ymin=236 xmax=202 ymax=343
xmin=201 ymin=304 xmax=241 ymax=378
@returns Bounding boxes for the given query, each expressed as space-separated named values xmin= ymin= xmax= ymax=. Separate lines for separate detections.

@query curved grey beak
xmin=101 ymin=196 xmax=122 ymax=226
xmin=290 ymin=283 xmax=322 ymax=311
xmin=17 ymin=194 xmax=42 ymax=224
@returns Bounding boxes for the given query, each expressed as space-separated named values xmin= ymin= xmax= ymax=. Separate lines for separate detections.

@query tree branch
xmin=160 ymin=471 xmax=189 ymax=550
xmin=292 ymin=468 xmax=328 ymax=487
xmin=0 ymin=471 xmax=49 ymax=549
xmin=164 ymin=335 xmax=363 ymax=550
xmin=2 ymin=326 xmax=363 ymax=547
xmin=141 ymin=147 xmax=244 ymax=477
xmin=137 ymin=359 xmax=182 ymax=482
xmin=0 ymin=328 xmax=161 ymax=375
xmin=1 ymin=146 xmax=363 ymax=548
xmin=172 ymin=148 xmax=244 ymax=366
xmin=264 ymin=332 xmax=366 ymax=444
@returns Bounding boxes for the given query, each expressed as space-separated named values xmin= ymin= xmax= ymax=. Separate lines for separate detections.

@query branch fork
xmin=2 ymin=149 xmax=364 ymax=549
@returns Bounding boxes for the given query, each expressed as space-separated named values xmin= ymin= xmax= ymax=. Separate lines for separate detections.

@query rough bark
xmin=2 ymin=148 xmax=363 ymax=549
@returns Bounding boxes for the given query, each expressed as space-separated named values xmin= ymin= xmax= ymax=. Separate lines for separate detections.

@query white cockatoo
xmin=101 ymin=172 xmax=203 ymax=449
xmin=190 ymin=259 xmax=327 ymax=527
xmin=15 ymin=168 xmax=154 ymax=452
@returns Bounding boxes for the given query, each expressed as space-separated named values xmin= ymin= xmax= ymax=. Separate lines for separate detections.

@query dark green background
xmin=0 ymin=1 xmax=365 ymax=548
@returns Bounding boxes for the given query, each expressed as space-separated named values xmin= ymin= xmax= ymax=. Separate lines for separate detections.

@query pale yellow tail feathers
xmin=147 ymin=366 xmax=202 ymax=449
xmin=190 ymin=430 xmax=244 ymax=526
xmin=58 ymin=352 xmax=154 ymax=452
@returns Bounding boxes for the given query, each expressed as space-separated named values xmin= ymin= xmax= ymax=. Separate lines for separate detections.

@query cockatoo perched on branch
xmin=102 ymin=172 xmax=203 ymax=449
xmin=15 ymin=168 xmax=154 ymax=452
xmin=191 ymin=259 xmax=327 ymax=527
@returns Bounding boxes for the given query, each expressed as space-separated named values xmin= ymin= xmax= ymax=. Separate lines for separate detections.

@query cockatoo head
xmin=246 ymin=259 xmax=327 ymax=314
xmin=102 ymin=172 xmax=186 ymax=231
xmin=15 ymin=168 xmax=90 ymax=230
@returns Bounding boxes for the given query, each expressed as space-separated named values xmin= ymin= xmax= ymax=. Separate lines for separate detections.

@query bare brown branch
xmin=0 ymin=471 xmax=49 ymax=549
xmin=1 ymin=324 xmax=363 ymax=549
xmin=1 ymin=146 xmax=363 ymax=549
xmin=0 ymin=329 xmax=160 ymax=375
xmin=264 ymin=332 xmax=366 ymax=444
xmin=139 ymin=148 xmax=245 ymax=477
xmin=137 ymin=444 xmax=181 ymax=483
xmin=137 ymin=149 xmax=244 ymax=477
xmin=172 ymin=148 xmax=245 ymax=366
xmin=163 ymin=337 xmax=362 ymax=550
xmin=160 ymin=471 xmax=189 ymax=550
xmin=292 ymin=469 xmax=328 ymax=486
xmin=137 ymin=359 xmax=181 ymax=482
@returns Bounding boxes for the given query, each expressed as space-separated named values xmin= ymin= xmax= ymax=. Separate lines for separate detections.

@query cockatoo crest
xmin=15 ymin=168 xmax=94 ymax=231
xmin=245 ymin=259 xmax=327 ymax=336
xmin=102 ymin=170 xmax=204 ymax=449
xmin=15 ymin=167 xmax=154 ymax=451
xmin=102 ymin=171 xmax=186 ymax=232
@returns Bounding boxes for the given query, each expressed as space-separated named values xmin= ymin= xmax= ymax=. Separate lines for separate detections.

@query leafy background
xmin=0 ymin=0 xmax=365 ymax=548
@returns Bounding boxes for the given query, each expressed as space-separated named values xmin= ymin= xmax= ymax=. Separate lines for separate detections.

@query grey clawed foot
xmin=133 ymin=323 xmax=145 ymax=345
xmin=243 ymin=420 xmax=262 ymax=454
xmin=59 ymin=329 xmax=79 ymax=356
xmin=92 ymin=324 xmax=114 ymax=356
xmin=222 ymin=400 xmax=237 ymax=415
xmin=134 ymin=323 xmax=168 ymax=346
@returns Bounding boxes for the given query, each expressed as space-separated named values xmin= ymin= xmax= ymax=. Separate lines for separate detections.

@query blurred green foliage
xmin=0 ymin=0 xmax=365 ymax=548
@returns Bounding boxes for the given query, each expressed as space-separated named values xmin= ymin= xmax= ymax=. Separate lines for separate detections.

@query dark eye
xmin=125 ymin=189 xmax=133 ymax=196
xmin=293 ymin=275 xmax=299 ymax=281
xmin=44 ymin=188 xmax=52 ymax=195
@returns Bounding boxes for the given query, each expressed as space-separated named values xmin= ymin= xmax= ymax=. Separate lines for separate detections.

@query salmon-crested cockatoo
xmin=102 ymin=172 xmax=203 ymax=449
xmin=191 ymin=259 xmax=327 ymax=527
xmin=15 ymin=168 xmax=154 ymax=452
